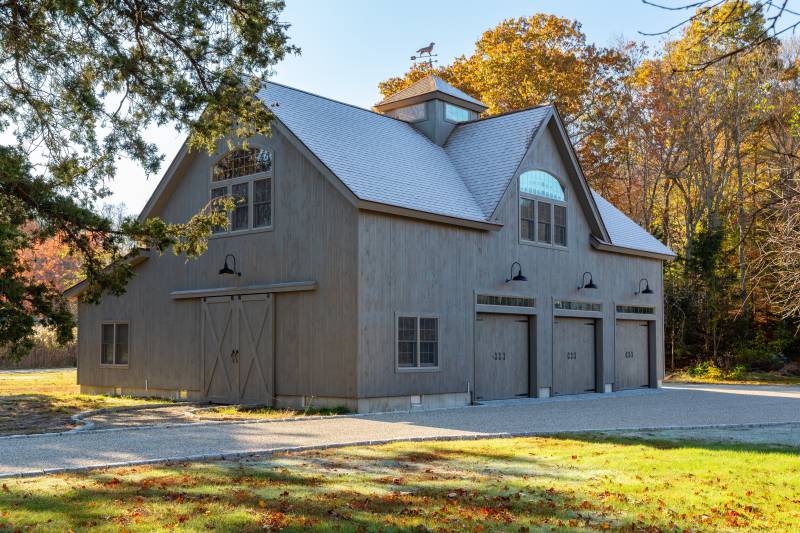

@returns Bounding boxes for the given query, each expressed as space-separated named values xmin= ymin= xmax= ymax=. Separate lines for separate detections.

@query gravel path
xmin=1 ymin=384 xmax=799 ymax=477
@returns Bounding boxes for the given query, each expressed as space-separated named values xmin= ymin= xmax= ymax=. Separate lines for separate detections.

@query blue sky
xmin=109 ymin=0 xmax=689 ymax=214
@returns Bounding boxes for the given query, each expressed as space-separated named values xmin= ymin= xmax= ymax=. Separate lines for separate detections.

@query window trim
xmin=518 ymin=169 xmax=568 ymax=250
xmin=208 ymin=146 xmax=275 ymax=237
xmin=100 ymin=321 xmax=130 ymax=368
xmin=395 ymin=312 xmax=441 ymax=373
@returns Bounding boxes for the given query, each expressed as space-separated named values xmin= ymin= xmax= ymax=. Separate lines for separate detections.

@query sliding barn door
xmin=202 ymin=296 xmax=237 ymax=403
xmin=237 ymin=294 xmax=274 ymax=405
xmin=202 ymin=294 xmax=274 ymax=405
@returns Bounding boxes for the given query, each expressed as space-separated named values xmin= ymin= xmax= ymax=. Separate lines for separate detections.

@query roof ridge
xmin=456 ymin=104 xmax=551 ymax=126
xmin=264 ymin=80 xmax=407 ymax=123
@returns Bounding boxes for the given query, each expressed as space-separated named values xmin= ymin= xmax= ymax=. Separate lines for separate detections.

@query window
xmin=387 ymin=103 xmax=426 ymax=122
xmin=477 ymin=294 xmax=535 ymax=308
xmin=519 ymin=170 xmax=567 ymax=247
xmin=210 ymin=147 xmax=273 ymax=233
xmin=445 ymin=103 xmax=470 ymax=123
xmin=554 ymin=300 xmax=602 ymax=312
xmin=101 ymin=323 xmax=129 ymax=366
xmin=616 ymin=305 xmax=655 ymax=315
xmin=397 ymin=315 xmax=439 ymax=369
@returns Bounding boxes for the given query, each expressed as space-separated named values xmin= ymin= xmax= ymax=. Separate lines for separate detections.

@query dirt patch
xmin=86 ymin=404 xmax=205 ymax=430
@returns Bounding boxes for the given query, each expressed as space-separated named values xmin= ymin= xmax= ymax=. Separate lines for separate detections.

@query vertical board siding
xmin=357 ymin=125 xmax=663 ymax=398
xmin=78 ymin=130 xmax=359 ymax=398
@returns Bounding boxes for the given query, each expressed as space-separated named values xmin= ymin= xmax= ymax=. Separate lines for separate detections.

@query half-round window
xmin=212 ymin=148 xmax=272 ymax=182
xmin=519 ymin=170 xmax=567 ymax=247
xmin=519 ymin=170 xmax=565 ymax=201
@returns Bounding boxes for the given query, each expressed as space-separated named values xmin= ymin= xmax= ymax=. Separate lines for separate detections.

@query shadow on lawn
xmin=0 ymin=461 xmax=633 ymax=532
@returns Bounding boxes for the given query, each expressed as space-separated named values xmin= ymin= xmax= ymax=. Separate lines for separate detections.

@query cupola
xmin=374 ymin=75 xmax=487 ymax=145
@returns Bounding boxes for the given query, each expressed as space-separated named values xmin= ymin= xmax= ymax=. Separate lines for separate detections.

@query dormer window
xmin=210 ymin=148 xmax=273 ymax=234
xmin=387 ymin=102 xmax=426 ymax=122
xmin=444 ymin=103 xmax=470 ymax=123
xmin=519 ymin=170 xmax=567 ymax=247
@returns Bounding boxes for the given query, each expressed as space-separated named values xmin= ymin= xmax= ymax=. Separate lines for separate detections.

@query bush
xmin=686 ymin=361 xmax=746 ymax=381
xmin=0 ymin=326 xmax=76 ymax=369
xmin=731 ymin=333 xmax=788 ymax=372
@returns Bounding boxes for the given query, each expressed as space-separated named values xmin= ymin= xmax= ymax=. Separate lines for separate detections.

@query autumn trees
xmin=0 ymin=1 xmax=297 ymax=359
xmin=383 ymin=3 xmax=800 ymax=369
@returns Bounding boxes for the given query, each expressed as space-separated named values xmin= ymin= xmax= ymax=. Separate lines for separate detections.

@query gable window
xmin=444 ymin=103 xmax=470 ymax=123
xmin=397 ymin=315 xmax=439 ymax=370
xmin=101 ymin=322 xmax=129 ymax=366
xmin=210 ymin=148 xmax=273 ymax=234
xmin=519 ymin=170 xmax=567 ymax=247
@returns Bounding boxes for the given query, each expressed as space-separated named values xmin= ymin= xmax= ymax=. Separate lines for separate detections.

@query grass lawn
xmin=665 ymin=370 xmax=800 ymax=386
xmin=196 ymin=405 xmax=349 ymax=420
xmin=0 ymin=369 xmax=166 ymax=436
xmin=1 ymin=435 xmax=797 ymax=532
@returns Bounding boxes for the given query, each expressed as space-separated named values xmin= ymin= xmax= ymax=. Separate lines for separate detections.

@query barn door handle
xmin=230 ymin=349 xmax=239 ymax=363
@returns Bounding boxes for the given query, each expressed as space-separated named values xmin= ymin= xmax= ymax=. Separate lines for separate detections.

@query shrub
xmin=732 ymin=332 xmax=788 ymax=372
xmin=686 ymin=361 xmax=746 ymax=381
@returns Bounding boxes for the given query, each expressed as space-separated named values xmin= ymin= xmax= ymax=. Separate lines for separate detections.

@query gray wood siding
xmin=357 ymin=123 xmax=664 ymax=398
xmin=78 ymin=129 xmax=359 ymax=398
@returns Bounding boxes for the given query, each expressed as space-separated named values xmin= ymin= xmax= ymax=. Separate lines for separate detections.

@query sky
xmin=107 ymin=0 xmax=692 ymax=215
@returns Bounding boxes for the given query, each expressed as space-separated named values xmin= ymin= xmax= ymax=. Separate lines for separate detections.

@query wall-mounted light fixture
xmin=578 ymin=271 xmax=597 ymax=290
xmin=635 ymin=278 xmax=653 ymax=295
xmin=218 ymin=254 xmax=242 ymax=277
xmin=505 ymin=261 xmax=527 ymax=283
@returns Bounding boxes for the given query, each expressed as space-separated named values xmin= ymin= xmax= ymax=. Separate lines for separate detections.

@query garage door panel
xmin=553 ymin=318 xmax=596 ymax=396
xmin=475 ymin=314 xmax=529 ymax=401
xmin=615 ymin=320 xmax=649 ymax=390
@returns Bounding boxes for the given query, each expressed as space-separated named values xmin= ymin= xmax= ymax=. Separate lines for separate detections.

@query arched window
xmin=210 ymin=148 xmax=273 ymax=233
xmin=519 ymin=170 xmax=567 ymax=247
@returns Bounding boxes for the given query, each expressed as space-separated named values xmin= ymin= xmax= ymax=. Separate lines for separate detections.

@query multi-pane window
xmin=616 ymin=305 xmax=655 ymax=315
xmin=477 ymin=295 xmax=535 ymax=308
xmin=210 ymin=148 xmax=273 ymax=234
xmin=444 ymin=103 xmax=470 ymax=123
xmin=519 ymin=170 xmax=567 ymax=247
xmin=554 ymin=300 xmax=602 ymax=312
xmin=101 ymin=323 xmax=129 ymax=366
xmin=397 ymin=315 xmax=439 ymax=369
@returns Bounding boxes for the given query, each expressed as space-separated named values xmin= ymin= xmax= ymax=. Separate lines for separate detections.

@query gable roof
xmin=376 ymin=75 xmax=487 ymax=109
xmin=445 ymin=106 xmax=551 ymax=217
xmin=261 ymin=82 xmax=487 ymax=223
xmin=138 ymin=80 xmax=673 ymax=260
xmin=591 ymin=192 xmax=676 ymax=258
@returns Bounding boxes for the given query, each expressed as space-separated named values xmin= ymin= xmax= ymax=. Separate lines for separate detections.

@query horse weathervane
xmin=410 ymin=42 xmax=438 ymax=70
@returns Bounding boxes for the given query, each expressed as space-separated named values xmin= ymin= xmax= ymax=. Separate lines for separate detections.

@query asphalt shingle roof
xmin=377 ymin=75 xmax=486 ymax=108
xmin=592 ymin=192 xmax=676 ymax=257
xmin=446 ymin=107 xmax=551 ymax=217
xmin=261 ymin=82 xmax=486 ymax=222
xmin=258 ymin=81 xmax=673 ymax=258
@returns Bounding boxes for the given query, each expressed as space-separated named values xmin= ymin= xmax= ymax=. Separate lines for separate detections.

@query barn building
xmin=67 ymin=75 xmax=675 ymax=412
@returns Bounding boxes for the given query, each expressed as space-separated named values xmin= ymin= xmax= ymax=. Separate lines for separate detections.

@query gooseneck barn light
xmin=505 ymin=261 xmax=528 ymax=283
xmin=578 ymin=271 xmax=597 ymax=290
xmin=218 ymin=254 xmax=242 ymax=277
xmin=636 ymin=278 xmax=653 ymax=295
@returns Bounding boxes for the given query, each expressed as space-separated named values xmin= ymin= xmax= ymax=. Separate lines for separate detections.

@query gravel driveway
xmin=1 ymin=383 xmax=799 ymax=477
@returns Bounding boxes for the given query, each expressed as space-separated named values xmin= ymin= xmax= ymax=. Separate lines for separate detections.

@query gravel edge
xmin=2 ymin=421 xmax=799 ymax=479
